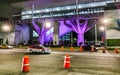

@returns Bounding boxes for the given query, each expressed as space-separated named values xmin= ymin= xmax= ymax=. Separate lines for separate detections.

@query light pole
xmin=103 ymin=18 xmax=108 ymax=49
xmin=95 ymin=23 xmax=97 ymax=45
xmin=100 ymin=26 xmax=105 ymax=44
xmin=71 ymin=31 xmax=73 ymax=46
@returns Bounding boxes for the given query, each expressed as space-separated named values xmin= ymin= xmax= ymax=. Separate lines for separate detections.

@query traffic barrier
xmin=115 ymin=48 xmax=119 ymax=53
xmin=21 ymin=55 xmax=30 ymax=72
xmin=80 ymin=46 xmax=83 ymax=52
xmin=91 ymin=45 xmax=94 ymax=52
xmin=102 ymin=47 xmax=106 ymax=53
xmin=61 ymin=46 xmax=64 ymax=51
xmin=70 ymin=46 xmax=74 ymax=52
xmin=64 ymin=54 xmax=70 ymax=69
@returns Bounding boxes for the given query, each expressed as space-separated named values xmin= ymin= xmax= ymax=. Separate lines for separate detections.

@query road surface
xmin=0 ymin=48 xmax=120 ymax=75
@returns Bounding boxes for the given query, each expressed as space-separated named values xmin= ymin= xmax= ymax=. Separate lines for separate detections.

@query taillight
xmin=46 ymin=48 xmax=49 ymax=50
xmin=29 ymin=46 xmax=33 ymax=48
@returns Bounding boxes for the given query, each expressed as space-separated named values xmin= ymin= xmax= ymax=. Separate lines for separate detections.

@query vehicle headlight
xmin=96 ymin=47 xmax=99 ymax=49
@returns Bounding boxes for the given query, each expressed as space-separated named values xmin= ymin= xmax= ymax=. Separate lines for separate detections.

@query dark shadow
xmin=24 ymin=52 xmax=50 ymax=55
xmin=111 ymin=27 xmax=120 ymax=31
xmin=18 ymin=72 xmax=27 ymax=75
xmin=83 ymin=42 xmax=98 ymax=52
xmin=64 ymin=68 xmax=75 ymax=74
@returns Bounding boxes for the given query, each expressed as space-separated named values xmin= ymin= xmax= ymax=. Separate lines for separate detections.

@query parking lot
xmin=0 ymin=48 xmax=120 ymax=75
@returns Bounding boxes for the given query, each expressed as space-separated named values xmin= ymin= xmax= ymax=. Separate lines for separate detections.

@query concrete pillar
xmin=53 ymin=21 xmax=59 ymax=45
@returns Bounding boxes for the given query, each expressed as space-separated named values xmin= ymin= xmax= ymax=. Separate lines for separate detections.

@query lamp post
xmin=71 ymin=31 xmax=73 ymax=46
xmin=100 ymin=26 xmax=105 ymax=44
xmin=103 ymin=18 xmax=108 ymax=49
xmin=95 ymin=23 xmax=97 ymax=45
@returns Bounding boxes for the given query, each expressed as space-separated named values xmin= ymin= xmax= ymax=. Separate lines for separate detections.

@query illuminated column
xmin=64 ymin=18 xmax=96 ymax=46
xmin=32 ymin=20 xmax=44 ymax=44
xmin=32 ymin=20 xmax=52 ymax=45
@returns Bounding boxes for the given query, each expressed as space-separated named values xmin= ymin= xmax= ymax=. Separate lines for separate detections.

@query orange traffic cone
xmin=102 ymin=47 xmax=106 ymax=53
xmin=61 ymin=46 xmax=64 ymax=51
xmin=115 ymin=48 xmax=119 ymax=53
xmin=70 ymin=46 xmax=74 ymax=52
xmin=64 ymin=54 xmax=70 ymax=69
xmin=91 ymin=45 xmax=94 ymax=52
xmin=80 ymin=46 xmax=83 ymax=52
xmin=21 ymin=55 xmax=30 ymax=72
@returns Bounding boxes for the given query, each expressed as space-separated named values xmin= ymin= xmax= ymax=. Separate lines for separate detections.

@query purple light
xmin=32 ymin=20 xmax=44 ymax=44
xmin=44 ymin=27 xmax=54 ymax=42
xmin=32 ymin=19 xmax=54 ymax=45
xmin=31 ymin=18 xmax=95 ymax=46
xmin=44 ymin=32 xmax=53 ymax=42
xmin=63 ymin=19 xmax=95 ymax=46
xmin=14 ymin=22 xmax=30 ymax=45
xmin=58 ymin=21 xmax=72 ymax=37
xmin=77 ymin=33 xmax=84 ymax=46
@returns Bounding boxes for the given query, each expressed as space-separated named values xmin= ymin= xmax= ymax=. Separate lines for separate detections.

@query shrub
xmin=107 ymin=39 xmax=120 ymax=46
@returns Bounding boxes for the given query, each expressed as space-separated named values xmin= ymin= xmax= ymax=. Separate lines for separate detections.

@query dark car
xmin=83 ymin=43 xmax=97 ymax=52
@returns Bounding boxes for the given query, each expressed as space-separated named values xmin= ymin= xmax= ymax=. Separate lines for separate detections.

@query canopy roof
xmin=10 ymin=0 xmax=109 ymax=10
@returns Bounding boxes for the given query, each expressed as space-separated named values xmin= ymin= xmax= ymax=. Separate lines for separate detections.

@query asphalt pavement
xmin=0 ymin=48 xmax=120 ymax=75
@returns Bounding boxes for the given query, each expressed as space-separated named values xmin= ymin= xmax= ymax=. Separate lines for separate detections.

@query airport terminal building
xmin=0 ymin=0 xmax=120 ymax=46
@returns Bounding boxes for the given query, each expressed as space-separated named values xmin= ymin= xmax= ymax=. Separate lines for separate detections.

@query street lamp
xmin=45 ymin=22 xmax=51 ymax=28
xmin=100 ymin=26 xmax=105 ymax=44
xmin=95 ymin=23 xmax=97 ymax=45
xmin=2 ymin=25 xmax=10 ymax=32
xmin=103 ymin=19 xmax=108 ymax=24
xmin=100 ymin=26 xmax=105 ymax=31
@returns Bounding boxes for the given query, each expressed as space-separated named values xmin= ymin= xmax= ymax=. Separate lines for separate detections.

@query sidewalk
xmin=52 ymin=50 xmax=120 ymax=57
xmin=108 ymin=46 xmax=120 ymax=48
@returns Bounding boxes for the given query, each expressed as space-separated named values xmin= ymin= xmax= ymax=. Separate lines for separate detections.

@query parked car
xmin=27 ymin=44 xmax=51 ymax=54
xmin=94 ymin=42 xmax=105 ymax=50
xmin=83 ymin=43 xmax=98 ymax=52
xmin=0 ymin=44 xmax=13 ymax=49
xmin=88 ymin=41 xmax=105 ymax=50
